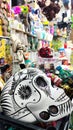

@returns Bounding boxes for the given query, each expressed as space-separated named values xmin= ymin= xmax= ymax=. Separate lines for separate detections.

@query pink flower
xmin=13 ymin=6 xmax=21 ymax=14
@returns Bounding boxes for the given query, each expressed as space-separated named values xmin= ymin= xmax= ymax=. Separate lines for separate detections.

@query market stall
xmin=0 ymin=0 xmax=73 ymax=130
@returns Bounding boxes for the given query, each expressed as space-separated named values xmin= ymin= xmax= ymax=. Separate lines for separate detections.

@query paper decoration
xmin=20 ymin=5 xmax=29 ymax=14
xmin=13 ymin=6 xmax=21 ymax=14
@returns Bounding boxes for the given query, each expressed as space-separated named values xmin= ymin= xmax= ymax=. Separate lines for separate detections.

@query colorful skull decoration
xmin=0 ymin=68 xmax=73 ymax=124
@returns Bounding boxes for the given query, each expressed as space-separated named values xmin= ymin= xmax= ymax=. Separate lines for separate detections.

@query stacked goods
xmin=0 ymin=0 xmax=10 ymax=36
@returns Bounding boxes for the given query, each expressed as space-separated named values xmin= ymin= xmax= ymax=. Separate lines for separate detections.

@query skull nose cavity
xmin=39 ymin=111 xmax=50 ymax=120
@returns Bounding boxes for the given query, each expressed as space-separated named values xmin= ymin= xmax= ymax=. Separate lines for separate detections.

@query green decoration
xmin=20 ymin=5 xmax=28 ymax=14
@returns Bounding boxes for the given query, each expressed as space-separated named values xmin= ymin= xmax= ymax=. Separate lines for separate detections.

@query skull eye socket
xmin=35 ymin=76 xmax=47 ymax=87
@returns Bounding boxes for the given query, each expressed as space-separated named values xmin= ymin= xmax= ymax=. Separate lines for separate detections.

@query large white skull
xmin=0 ymin=68 xmax=73 ymax=124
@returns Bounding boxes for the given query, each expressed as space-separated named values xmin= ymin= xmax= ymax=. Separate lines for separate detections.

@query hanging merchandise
xmin=13 ymin=6 xmax=21 ymax=14
xmin=12 ymin=4 xmax=31 ymax=32
xmin=37 ymin=0 xmax=60 ymax=21
xmin=20 ymin=5 xmax=29 ymax=14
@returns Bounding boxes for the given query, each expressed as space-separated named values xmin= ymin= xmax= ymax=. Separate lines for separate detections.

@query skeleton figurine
xmin=11 ymin=34 xmax=26 ymax=69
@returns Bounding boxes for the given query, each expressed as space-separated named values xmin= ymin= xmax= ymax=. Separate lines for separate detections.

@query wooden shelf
xmin=11 ymin=28 xmax=51 ymax=42
xmin=0 ymin=36 xmax=10 ymax=39
xmin=11 ymin=28 xmax=36 ymax=38
xmin=11 ymin=27 xmax=64 ymax=43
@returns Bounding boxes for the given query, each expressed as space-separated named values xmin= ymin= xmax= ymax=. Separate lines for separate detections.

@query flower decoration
xmin=38 ymin=47 xmax=53 ymax=58
xmin=13 ymin=6 xmax=21 ymax=14
xmin=20 ymin=5 xmax=29 ymax=14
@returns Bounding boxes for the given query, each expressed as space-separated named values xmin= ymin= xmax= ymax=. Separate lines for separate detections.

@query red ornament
xmin=38 ymin=47 xmax=53 ymax=58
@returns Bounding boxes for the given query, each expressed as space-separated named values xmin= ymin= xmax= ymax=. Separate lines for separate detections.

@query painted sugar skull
xmin=0 ymin=68 xmax=73 ymax=124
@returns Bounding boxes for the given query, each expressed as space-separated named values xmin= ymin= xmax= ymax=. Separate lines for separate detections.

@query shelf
xmin=11 ymin=27 xmax=65 ymax=43
xmin=11 ymin=28 xmax=51 ymax=42
xmin=0 ymin=36 xmax=10 ymax=39
xmin=11 ymin=28 xmax=36 ymax=38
